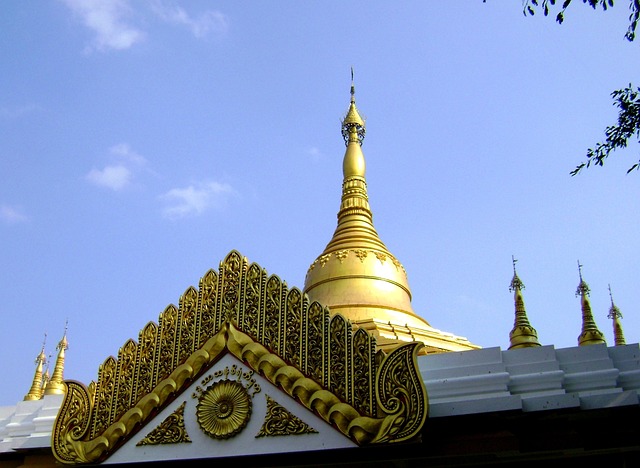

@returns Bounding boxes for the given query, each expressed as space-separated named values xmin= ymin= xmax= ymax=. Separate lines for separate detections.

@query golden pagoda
xmin=508 ymin=257 xmax=541 ymax=349
xmin=23 ymin=335 xmax=47 ymax=401
xmin=303 ymin=76 xmax=478 ymax=354
xmin=575 ymin=261 xmax=606 ymax=346
xmin=608 ymin=284 xmax=626 ymax=346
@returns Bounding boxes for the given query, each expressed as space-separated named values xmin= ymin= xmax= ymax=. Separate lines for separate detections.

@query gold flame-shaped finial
xmin=341 ymin=67 xmax=365 ymax=147
xmin=508 ymin=256 xmax=540 ymax=349
xmin=24 ymin=333 xmax=47 ymax=401
xmin=575 ymin=261 xmax=606 ymax=346
xmin=45 ymin=320 xmax=69 ymax=395
xmin=607 ymin=284 xmax=626 ymax=346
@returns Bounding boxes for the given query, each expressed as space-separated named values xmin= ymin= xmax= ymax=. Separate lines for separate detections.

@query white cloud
xmin=150 ymin=1 xmax=228 ymax=38
xmin=85 ymin=165 xmax=132 ymax=191
xmin=109 ymin=143 xmax=147 ymax=166
xmin=0 ymin=204 xmax=28 ymax=224
xmin=160 ymin=182 xmax=235 ymax=219
xmin=60 ymin=0 xmax=145 ymax=52
xmin=85 ymin=143 xmax=150 ymax=190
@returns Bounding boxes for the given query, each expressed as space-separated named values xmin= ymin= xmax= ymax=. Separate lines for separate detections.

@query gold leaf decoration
xmin=256 ymin=395 xmax=318 ymax=438
xmin=196 ymin=380 xmax=252 ymax=440
xmin=136 ymin=401 xmax=191 ymax=446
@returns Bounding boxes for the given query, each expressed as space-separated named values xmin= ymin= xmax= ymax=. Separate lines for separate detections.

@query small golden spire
xmin=44 ymin=321 xmax=69 ymax=395
xmin=575 ymin=261 xmax=606 ymax=346
xmin=607 ymin=285 xmax=626 ymax=346
xmin=24 ymin=333 xmax=47 ymax=401
xmin=41 ymin=360 xmax=51 ymax=396
xmin=508 ymin=257 xmax=541 ymax=349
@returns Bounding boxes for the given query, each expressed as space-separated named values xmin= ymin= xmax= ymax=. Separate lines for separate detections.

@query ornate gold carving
xmin=284 ymin=289 xmax=302 ymax=368
xmin=256 ymin=395 xmax=318 ymax=438
xmin=374 ymin=251 xmax=387 ymax=264
xmin=112 ymin=339 xmax=137 ymax=422
xmin=132 ymin=322 xmax=157 ymax=404
xmin=354 ymin=249 xmax=368 ymax=262
xmin=319 ymin=254 xmax=331 ymax=267
xmin=196 ymin=380 xmax=252 ymax=439
xmin=136 ymin=401 xmax=191 ymax=446
xmin=197 ymin=269 xmax=218 ymax=348
xmin=263 ymin=275 xmax=282 ymax=353
xmin=52 ymin=250 xmax=428 ymax=465
xmin=178 ymin=287 xmax=199 ymax=364
xmin=336 ymin=250 xmax=349 ymax=263
xmin=329 ymin=315 xmax=349 ymax=402
xmin=155 ymin=304 xmax=178 ymax=384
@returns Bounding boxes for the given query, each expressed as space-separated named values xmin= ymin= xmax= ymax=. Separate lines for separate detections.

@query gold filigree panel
xmin=52 ymin=250 xmax=428 ymax=465
xmin=256 ymin=395 xmax=318 ymax=438
xmin=136 ymin=401 xmax=191 ymax=446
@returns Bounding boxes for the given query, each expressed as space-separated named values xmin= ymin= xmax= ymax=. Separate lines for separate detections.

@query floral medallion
xmin=196 ymin=379 xmax=252 ymax=439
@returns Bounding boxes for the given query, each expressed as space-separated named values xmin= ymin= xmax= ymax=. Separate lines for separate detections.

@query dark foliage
xmin=518 ymin=0 xmax=640 ymax=175
xmin=523 ymin=0 xmax=639 ymax=41
xmin=571 ymin=85 xmax=640 ymax=174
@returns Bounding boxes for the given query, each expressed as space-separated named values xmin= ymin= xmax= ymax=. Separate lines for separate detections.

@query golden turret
xmin=575 ymin=262 xmax=606 ymax=346
xmin=607 ymin=285 xmax=626 ymax=346
xmin=508 ymin=257 xmax=540 ymax=349
xmin=304 ymin=74 xmax=478 ymax=354
xmin=24 ymin=335 xmax=47 ymax=401
xmin=44 ymin=324 xmax=69 ymax=395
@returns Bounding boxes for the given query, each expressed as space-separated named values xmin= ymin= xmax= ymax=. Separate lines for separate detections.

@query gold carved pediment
xmin=52 ymin=250 xmax=428 ymax=464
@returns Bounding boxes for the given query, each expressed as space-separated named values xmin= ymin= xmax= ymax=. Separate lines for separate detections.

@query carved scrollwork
xmin=136 ymin=401 xmax=191 ymax=446
xmin=375 ymin=342 xmax=427 ymax=443
xmin=256 ymin=394 xmax=318 ymax=438
xmin=51 ymin=381 xmax=92 ymax=464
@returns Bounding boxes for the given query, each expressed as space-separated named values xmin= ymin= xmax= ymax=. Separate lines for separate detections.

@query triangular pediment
xmin=103 ymin=354 xmax=355 ymax=464
xmin=52 ymin=251 xmax=427 ymax=464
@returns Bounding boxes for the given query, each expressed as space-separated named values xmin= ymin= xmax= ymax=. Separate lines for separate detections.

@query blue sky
xmin=1 ymin=1 xmax=638 ymax=405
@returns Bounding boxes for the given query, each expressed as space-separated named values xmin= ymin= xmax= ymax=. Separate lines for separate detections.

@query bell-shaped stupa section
xmin=304 ymin=78 xmax=478 ymax=354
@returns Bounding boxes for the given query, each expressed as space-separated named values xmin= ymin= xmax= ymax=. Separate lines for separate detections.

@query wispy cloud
xmin=86 ymin=165 xmax=132 ymax=190
xmin=85 ymin=143 xmax=148 ymax=191
xmin=150 ymin=1 xmax=229 ymax=38
xmin=60 ymin=0 xmax=145 ymax=52
xmin=109 ymin=143 xmax=148 ymax=166
xmin=0 ymin=204 xmax=28 ymax=224
xmin=160 ymin=181 xmax=236 ymax=220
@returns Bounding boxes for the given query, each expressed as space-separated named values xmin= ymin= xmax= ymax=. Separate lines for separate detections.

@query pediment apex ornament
xmin=52 ymin=250 xmax=428 ymax=464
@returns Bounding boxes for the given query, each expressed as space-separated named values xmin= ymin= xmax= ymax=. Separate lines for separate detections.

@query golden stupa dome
xmin=303 ymin=80 xmax=432 ymax=332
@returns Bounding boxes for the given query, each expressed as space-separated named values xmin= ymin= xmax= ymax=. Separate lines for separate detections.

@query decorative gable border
xmin=52 ymin=251 xmax=427 ymax=464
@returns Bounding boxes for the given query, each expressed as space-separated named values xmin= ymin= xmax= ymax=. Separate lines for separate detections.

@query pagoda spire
xmin=607 ymin=285 xmax=626 ymax=346
xmin=508 ymin=257 xmax=540 ymax=349
xmin=304 ymin=71 xmax=419 ymax=327
xmin=44 ymin=321 xmax=69 ymax=395
xmin=575 ymin=261 xmax=606 ymax=346
xmin=327 ymin=67 xmax=386 ymax=254
xmin=24 ymin=334 xmax=47 ymax=401
xmin=304 ymin=73 xmax=479 ymax=354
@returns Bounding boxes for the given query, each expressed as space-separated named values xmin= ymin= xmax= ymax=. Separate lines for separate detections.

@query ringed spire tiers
xmin=303 ymin=76 xmax=478 ymax=354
